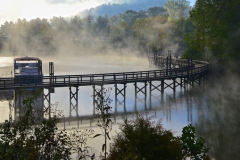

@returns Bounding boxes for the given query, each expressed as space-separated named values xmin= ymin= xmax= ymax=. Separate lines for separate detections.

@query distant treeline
xmin=0 ymin=5 xmax=188 ymax=56
xmin=0 ymin=0 xmax=239 ymax=73
xmin=80 ymin=0 xmax=167 ymax=18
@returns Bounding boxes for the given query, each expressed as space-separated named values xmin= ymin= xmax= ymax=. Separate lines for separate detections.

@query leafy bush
xmin=107 ymin=114 xmax=209 ymax=160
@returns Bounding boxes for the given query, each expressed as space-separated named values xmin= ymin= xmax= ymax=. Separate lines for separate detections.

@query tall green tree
xmin=165 ymin=0 xmax=191 ymax=21
xmin=109 ymin=21 xmax=131 ymax=46
xmin=132 ymin=16 xmax=168 ymax=54
xmin=185 ymin=0 xmax=240 ymax=70
xmin=94 ymin=15 xmax=110 ymax=37
xmin=69 ymin=15 xmax=84 ymax=37
xmin=83 ymin=15 xmax=94 ymax=37
xmin=180 ymin=124 xmax=209 ymax=160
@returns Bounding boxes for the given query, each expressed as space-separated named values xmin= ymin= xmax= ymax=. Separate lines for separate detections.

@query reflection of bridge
xmin=0 ymin=55 xmax=209 ymax=123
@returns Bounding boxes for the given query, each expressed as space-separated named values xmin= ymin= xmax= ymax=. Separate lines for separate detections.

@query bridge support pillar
xmin=187 ymin=93 xmax=193 ymax=122
xmin=43 ymin=88 xmax=51 ymax=118
xmin=14 ymin=89 xmax=44 ymax=121
xmin=173 ymin=78 xmax=176 ymax=92
xmin=69 ymin=86 xmax=79 ymax=118
xmin=149 ymin=81 xmax=152 ymax=109
xmin=14 ymin=90 xmax=21 ymax=120
xmin=162 ymin=79 xmax=177 ymax=92
xmin=134 ymin=82 xmax=147 ymax=110
xmin=149 ymin=81 xmax=162 ymax=93
xmin=149 ymin=81 xmax=162 ymax=109
xmin=199 ymin=74 xmax=202 ymax=86
xmin=115 ymin=83 xmax=127 ymax=113
xmin=161 ymin=79 xmax=164 ymax=93
xmin=92 ymin=85 xmax=103 ymax=117
xmin=180 ymin=77 xmax=184 ymax=89
xmin=9 ymin=100 xmax=14 ymax=122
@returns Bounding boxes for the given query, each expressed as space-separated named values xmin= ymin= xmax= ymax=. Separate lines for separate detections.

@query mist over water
xmin=0 ymin=55 xmax=239 ymax=159
xmin=191 ymin=76 xmax=240 ymax=160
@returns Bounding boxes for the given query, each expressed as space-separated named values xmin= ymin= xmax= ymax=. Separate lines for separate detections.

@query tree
xmin=93 ymin=87 xmax=113 ymax=160
xmin=165 ymin=0 xmax=191 ymax=21
xmin=169 ymin=18 xmax=195 ymax=55
xmin=50 ymin=16 xmax=69 ymax=32
xmin=108 ymin=115 xmax=209 ymax=160
xmin=109 ymin=21 xmax=131 ymax=46
xmin=94 ymin=15 xmax=110 ymax=37
xmin=147 ymin=7 xmax=168 ymax=17
xmin=108 ymin=114 xmax=183 ymax=160
xmin=121 ymin=10 xmax=140 ymax=27
xmin=180 ymin=124 xmax=209 ymax=160
xmin=0 ymin=89 xmax=94 ymax=159
xmin=27 ymin=18 xmax=55 ymax=53
xmin=69 ymin=15 xmax=84 ymax=37
xmin=83 ymin=15 xmax=94 ymax=36
xmin=132 ymin=16 xmax=168 ymax=54
xmin=185 ymin=0 xmax=240 ymax=70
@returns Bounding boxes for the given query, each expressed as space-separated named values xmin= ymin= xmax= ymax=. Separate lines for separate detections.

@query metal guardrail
xmin=0 ymin=60 xmax=209 ymax=90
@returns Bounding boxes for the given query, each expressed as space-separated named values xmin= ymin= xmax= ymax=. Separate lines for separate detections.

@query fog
xmin=0 ymin=54 xmax=239 ymax=159
xmin=0 ymin=0 xmax=106 ymax=25
xmin=2 ymin=0 xmax=236 ymax=159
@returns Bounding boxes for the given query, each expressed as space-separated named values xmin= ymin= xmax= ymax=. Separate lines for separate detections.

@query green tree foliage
xmin=0 ymin=90 xmax=94 ymax=159
xmin=132 ymin=16 xmax=168 ymax=54
xmin=109 ymin=21 xmax=131 ymax=47
xmin=94 ymin=88 xmax=113 ymax=160
xmin=108 ymin=114 xmax=183 ymax=160
xmin=170 ymin=18 xmax=195 ymax=56
xmin=83 ymin=15 xmax=94 ymax=37
xmin=69 ymin=16 xmax=84 ymax=37
xmin=121 ymin=10 xmax=144 ymax=27
xmin=108 ymin=115 xmax=209 ymax=160
xmin=147 ymin=7 xmax=168 ymax=17
xmin=165 ymin=0 xmax=191 ymax=21
xmin=94 ymin=15 xmax=110 ymax=37
xmin=0 ymin=6 xmax=184 ymax=56
xmin=0 ymin=18 xmax=55 ymax=54
xmin=28 ymin=18 xmax=55 ymax=53
xmin=51 ymin=16 xmax=69 ymax=32
xmin=185 ymin=0 xmax=240 ymax=71
xmin=180 ymin=124 xmax=209 ymax=160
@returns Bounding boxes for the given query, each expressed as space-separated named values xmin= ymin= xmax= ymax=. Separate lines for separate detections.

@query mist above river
xmin=0 ymin=54 xmax=239 ymax=159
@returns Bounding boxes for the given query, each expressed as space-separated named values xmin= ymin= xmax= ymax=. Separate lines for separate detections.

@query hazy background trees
xmin=0 ymin=0 xmax=239 ymax=73
xmin=0 ymin=6 xmax=173 ymax=57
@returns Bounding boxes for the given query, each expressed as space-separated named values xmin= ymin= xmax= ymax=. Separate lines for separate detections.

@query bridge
xmin=0 ymin=55 xmax=209 ymax=124
xmin=0 ymin=57 xmax=208 ymax=90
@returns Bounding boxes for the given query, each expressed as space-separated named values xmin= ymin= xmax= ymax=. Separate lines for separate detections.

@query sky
xmin=0 ymin=0 xmax=196 ymax=25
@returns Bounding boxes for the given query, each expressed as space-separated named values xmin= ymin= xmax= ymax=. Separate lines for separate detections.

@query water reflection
xmin=192 ymin=76 xmax=240 ymax=160
xmin=1 ymin=55 xmax=237 ymax=159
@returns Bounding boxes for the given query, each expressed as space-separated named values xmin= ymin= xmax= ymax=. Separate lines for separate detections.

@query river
xmin=0 ymin=55 xmax=239 ymax=159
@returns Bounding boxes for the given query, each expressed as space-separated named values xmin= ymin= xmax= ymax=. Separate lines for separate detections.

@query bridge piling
xmin=69 ymin=86 xmax=79 ymax=118
xmin=161 ymin=79 xmax=164 ymax=93
xmin=43 ymin=89 xmax=51 ymax=118
xmin=134 ymin=82 xmax=148 ymax=110
xmin=115 ymin=83 xmax=127 ymax=113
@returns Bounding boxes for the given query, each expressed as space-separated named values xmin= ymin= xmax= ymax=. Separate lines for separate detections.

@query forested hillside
xmin=0 ymin=0 xmax=239 ymax=73
xmin=79 ymin=0 xmax=166 ymax=17
xmin=0 ymin=5 xmax=183 ymax=57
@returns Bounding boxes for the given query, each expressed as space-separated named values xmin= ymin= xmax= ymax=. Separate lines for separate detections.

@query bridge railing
xmin=0 ymin=60 xmax=209 ymax=90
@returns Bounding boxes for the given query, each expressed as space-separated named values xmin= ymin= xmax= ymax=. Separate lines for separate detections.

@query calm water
xmin=0 ymin=55 xmax=239 ymax=159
